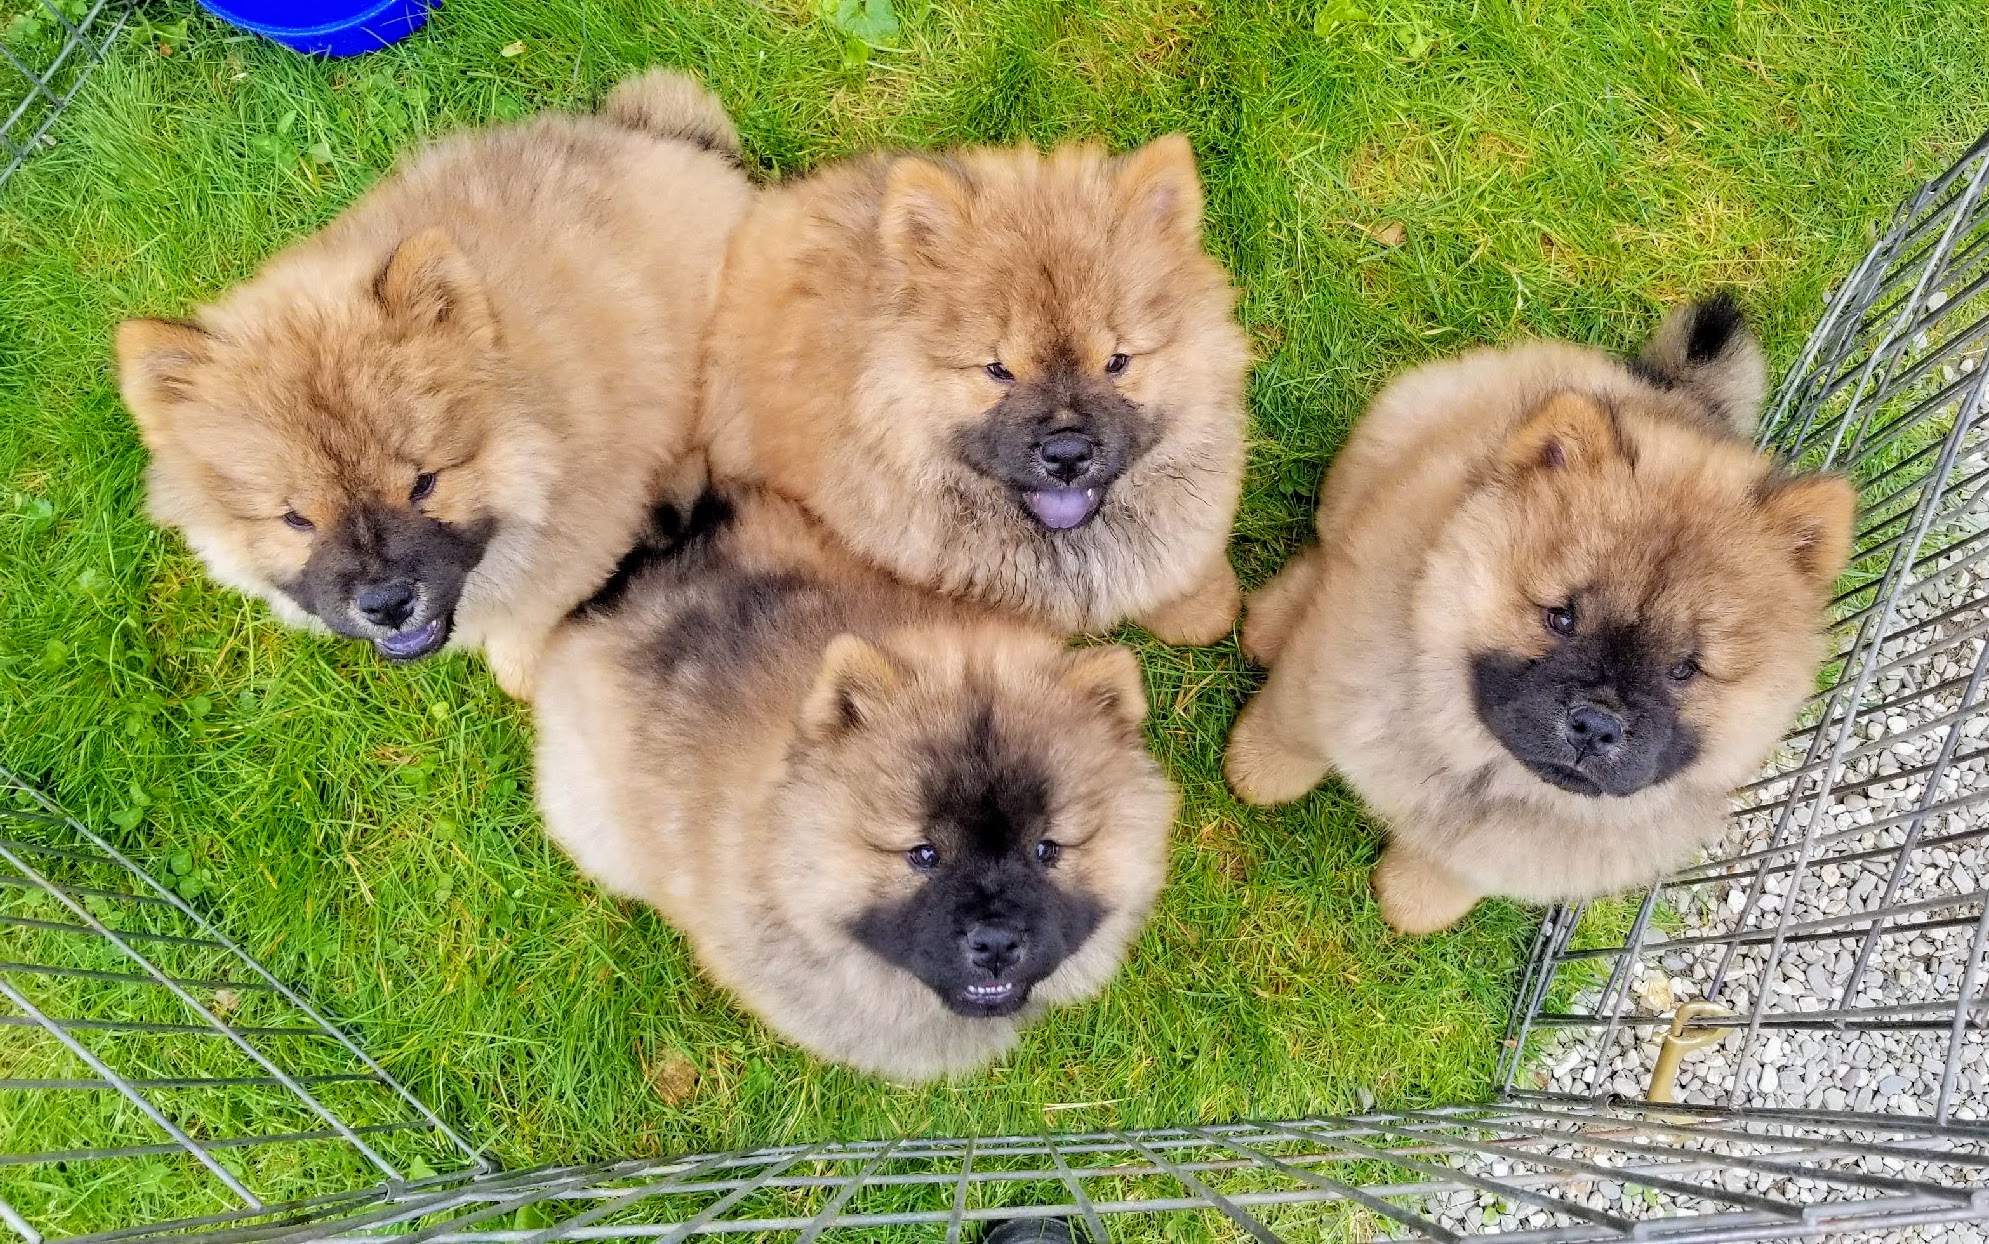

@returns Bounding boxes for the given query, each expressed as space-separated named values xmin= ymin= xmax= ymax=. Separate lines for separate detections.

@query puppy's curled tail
xmin=600 ymin=68 xmax=741 ymax=162
xmin=1633 ymin=292 xmax=1768 ymax=437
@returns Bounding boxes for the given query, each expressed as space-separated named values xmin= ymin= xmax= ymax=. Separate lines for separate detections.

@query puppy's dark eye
xmin=1105 ymin=353 xmax=1130 ymax=375
xmin=282 ymin=511 xmax=314 ymax=532
xmin=985 ymin=361 xmax=1014 ymax=383
xmin=1669 ymin=657 xmax=1701 ymax=683
xmin=907 ymin=844 xmax=940 ymax=871
xmin=1543 ymin=604 xmax=1577 ymax=636
xmin=1035 ymin=840 xmax=1062 ymax=866
xmin=409 ymin=472 xmax=437 ymax=503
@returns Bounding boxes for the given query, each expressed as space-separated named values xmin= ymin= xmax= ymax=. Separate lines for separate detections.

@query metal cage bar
xmin=0 ymin=0 xmax=129 ymax=189
xmin=39 ymin=1107 xmax=1971 ymax=1243
xmin=0 ymin=769 xmax=485 ymax=1242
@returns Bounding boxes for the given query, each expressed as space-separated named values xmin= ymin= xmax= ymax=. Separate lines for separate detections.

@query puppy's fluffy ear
xmin=879 ymin=158 xmax=970 ymax=265
xmin=375 ymin=229 xmax=496 ymax=342
xmin=1502 ymin=391 xmax=1627 ymax=475
xmin=800 ymin=634 xmax=907 ymax=738
xmin=1115 ymin=133 xmax=1204 ymax=245
xmin=1060 ymin=644 xmax=1149 ymax=732
xmin=1758 ymin=472 xmax=1857 ymax=589
xmin=115 ymin=318 xmax=212 ymax=439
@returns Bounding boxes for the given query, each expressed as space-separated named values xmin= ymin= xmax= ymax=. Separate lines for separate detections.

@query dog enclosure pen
xmin=0 ymin=0 xmax=128 ymax=189
xmin=7 ymin=18 xmax=1989 ymax=1243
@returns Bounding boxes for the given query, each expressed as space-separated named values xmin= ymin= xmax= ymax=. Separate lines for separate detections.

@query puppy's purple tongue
xmin=375 ymin=616 xmax=447 ymax=660
xmin=1024 ymin=488 xmax=1098 ymax=530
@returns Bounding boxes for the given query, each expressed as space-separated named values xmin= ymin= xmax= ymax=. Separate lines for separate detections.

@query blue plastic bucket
xmin=198 ymin=0 xmax=433 ymax=57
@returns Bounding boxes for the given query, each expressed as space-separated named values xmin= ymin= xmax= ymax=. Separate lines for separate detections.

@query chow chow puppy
xmin=701 ymin=136 xmax=1249 ymax=644
xmin=533 ymin=487 xmax=1176 ymax=1081
xmin=114 ymin=70 xmax=752 ymax=699
xmin=1225 ymin=297 xmax=1856 ymax=933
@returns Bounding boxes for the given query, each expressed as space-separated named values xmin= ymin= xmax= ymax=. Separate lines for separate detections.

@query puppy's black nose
xmin=1565 ymin=704 xmax=1625 ymax=760
xmin=1035 ymin=432 xmax=1095 ymax=484
xmin=355 ymin=580 xmax=418 ymax=628
xmin=965 ymin=924 xmax=1026 ymax=975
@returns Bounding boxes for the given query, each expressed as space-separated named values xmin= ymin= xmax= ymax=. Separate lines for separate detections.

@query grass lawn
xmin=2 ymin=0 xmax=1987 ymax=1237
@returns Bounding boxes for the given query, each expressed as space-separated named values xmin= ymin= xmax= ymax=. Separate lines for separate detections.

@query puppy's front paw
xmin=484 ymin=635 xmax=541 ymax=702
xmin=1373 ymin=845 xmax=1481 ymax=934
xmin=1238 ymin=546 xmax=1322 ymax=666
xmin=1224 ymin=702 xmax=1328 ymax=805
xmin=1139 ymin=562 xmax=1241 ymax=647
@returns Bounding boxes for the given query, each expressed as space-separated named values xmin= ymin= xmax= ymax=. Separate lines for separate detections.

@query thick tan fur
xmin=701 ymin=137 xmax=1249 ymax=642
xmin=115 ymin=69 xmax=751 ymax=699
xmin=533 ymin=489 xmax=1176 ymax=1081
xmin=1226 ymin=322 xmax=1855 ymax=934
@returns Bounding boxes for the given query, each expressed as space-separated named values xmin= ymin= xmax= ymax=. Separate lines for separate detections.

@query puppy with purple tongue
xmin=957 ymin=360 xmax=1157 ymax=535
xmin=702 ymin=135 xmax=1249 ymax=644
xmin=114 ymin=70 xmax=750 ymax=699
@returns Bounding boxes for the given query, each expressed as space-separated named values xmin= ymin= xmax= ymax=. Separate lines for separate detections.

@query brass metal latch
xmin=1648 ymin=1000 xmax=1732 ymax=1110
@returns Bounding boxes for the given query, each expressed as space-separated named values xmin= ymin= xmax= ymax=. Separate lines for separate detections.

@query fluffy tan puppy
xmin=533 ymin=487 xmax=1177 ymax=1081
xmin=1226 ymin=297 xmax=1856 ymax=933
xmin=115 ymin=70 xmax=751 ymax=699
xmin=701 ymin=136 xmax=1249 ymax=643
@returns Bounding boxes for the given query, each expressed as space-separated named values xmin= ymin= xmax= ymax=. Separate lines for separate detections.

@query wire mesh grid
xmin=0 ymin=0 xmax=128 ymax=189
xmin=1 ymin=62 xmax=1987 ymax=1244
xmin=98 ymin=1107 xmax=1989 ymax=1244
xmin=0 ymin=767 xmax=486 ymax=1242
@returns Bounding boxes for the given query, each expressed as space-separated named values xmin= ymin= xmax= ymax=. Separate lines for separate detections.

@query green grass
xmin=2 ymin=0 xmax=1987 ymax=1237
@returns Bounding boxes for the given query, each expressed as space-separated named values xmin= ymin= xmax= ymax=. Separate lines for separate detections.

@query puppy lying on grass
xmin=117 ymin=69 xmax=750 ymax=700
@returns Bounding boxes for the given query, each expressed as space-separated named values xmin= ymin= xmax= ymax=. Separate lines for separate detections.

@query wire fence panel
xmin=0 ymin=769 xmax=485 ymax=1244
xmin=41 ymin=1106 xmax=1986 ymax=1243
xmin=0 ymin=0 xmax=128 ymax=189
